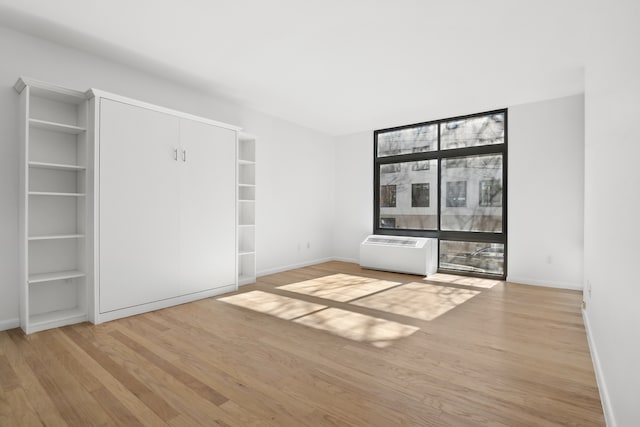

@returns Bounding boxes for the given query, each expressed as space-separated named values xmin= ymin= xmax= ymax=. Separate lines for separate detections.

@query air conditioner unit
xmin=360 ymin=235 xmax=437 ymax=276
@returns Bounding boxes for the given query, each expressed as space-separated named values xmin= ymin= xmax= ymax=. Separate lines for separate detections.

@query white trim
xmin=88 ymin=89 xmax=241 ymax=131
xmin=507 ymin=276 xmax=583 ymax=291
xmin=94 ymin=284 xmax=236 ymax=324
xmin=583 ymin=309 xmax=617 ymax=427
xmin=0 ymin=318 xmax=20 ymax=331
xmin=257 ymin=257 xmax=335 ymax=277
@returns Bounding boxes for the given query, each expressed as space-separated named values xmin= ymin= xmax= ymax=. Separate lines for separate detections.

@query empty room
xmin=0 ymin=1 xmax=638 ymax=426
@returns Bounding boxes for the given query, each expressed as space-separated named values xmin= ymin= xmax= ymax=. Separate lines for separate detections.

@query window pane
xmin=377 ymin=124 xmax=437 ymax=157
xmin=379 ymin=160 xmax=437 ymax=229
xmin=439 ymin=241 xmax=504 ymax=276
xmin=441 ymin=113 xmax=504 ymax=149
xmin=441 ymin=154 xmax=503 ymax=232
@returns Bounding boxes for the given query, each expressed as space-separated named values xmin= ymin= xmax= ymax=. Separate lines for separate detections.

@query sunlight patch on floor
xmin=424 ymin=273 xmax=501 ymax=289
xmin=278 ymin=273 xmax=400 ymax=302
xmin=352 ymin=282 xmax=480 ymax=321
xmin=294 ymin=307 xmax=419 ymax=348
xmin=218 ymin=291 xmax=326 ymax=320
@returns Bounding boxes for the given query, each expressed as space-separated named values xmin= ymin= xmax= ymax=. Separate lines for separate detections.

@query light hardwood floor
xmin=0 ymin=261 xmax=604 ymax=426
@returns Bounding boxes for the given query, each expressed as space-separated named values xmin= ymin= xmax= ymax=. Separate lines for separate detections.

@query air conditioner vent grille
xmin=364 ymin=237 xmax=418 ymax=247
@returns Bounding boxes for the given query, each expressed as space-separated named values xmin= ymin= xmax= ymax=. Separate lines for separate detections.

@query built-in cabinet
xmin=237 ymin=133 xmax=256 ymax=285
xmin=15 ymin=78 xmax=90 ymax=334
xmin=92 ymin=93 xmax=239 ymax=323
xmin=16 ymin=77 xmax=249 ymax=333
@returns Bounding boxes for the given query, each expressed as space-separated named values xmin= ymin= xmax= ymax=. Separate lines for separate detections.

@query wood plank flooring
xmin=0 ymin=261 xmax=605 ymax=426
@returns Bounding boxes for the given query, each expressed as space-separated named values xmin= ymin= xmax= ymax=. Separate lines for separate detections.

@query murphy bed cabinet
xmin=90 ymin=91 xmax=240 ymax=323
xmin=16 ymin=78 xmax=90 ymax=334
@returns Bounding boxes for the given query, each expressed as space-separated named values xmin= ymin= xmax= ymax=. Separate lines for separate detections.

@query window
xmin=380 ymin=217 xmax=396 ymax=228
xmin=377 ymin=160 xmax=437 ymax=230
xmin=374 ymin=110 xmax=507 ymax=278
xmin=411 ymin=183 xmax=430 ymax=207
xmin=411 ymin=161 xmax=430 ymax=171
xmin=444 ymin=157 xmax=467 ymax=168
xmin=380 ymin=164 xmax=401 ymax=174
xmin=479 ymin=179 xmax=502 ymax=207
xmin=439 ymin=241 xmax=504 ymax=276
xmin=380 ymin=185 xmax=396 ymax=207
xmin=445 ymin=181 xmax=467 ymax=207
xmin=441 ymin=155 xmax=503 ymax=232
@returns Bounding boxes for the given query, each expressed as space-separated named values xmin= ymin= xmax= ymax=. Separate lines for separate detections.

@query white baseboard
xmin=582 ymin=309 xmax=616 ymax=427
xmin=507 ymin=276 xmax=583 ymax=291
xmin=0 ymin=318 xmax=20 ymax=331
xmin=331 ymin=256 xmax=358 ymax=264
xmin=257 ymin=257 xmax=335 ymax=277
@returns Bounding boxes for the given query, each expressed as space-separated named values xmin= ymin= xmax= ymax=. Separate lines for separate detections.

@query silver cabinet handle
xmin=173 ymin=148 xmax=178 ymax=161
xmin=182 ymin=149 xmax=187 ymax=162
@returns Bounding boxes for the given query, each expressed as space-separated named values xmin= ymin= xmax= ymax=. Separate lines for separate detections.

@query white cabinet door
xmin=178 ymin=119 xmax=236 ymax=293
xmin=99 ymin=99 xmax=181 ymax=313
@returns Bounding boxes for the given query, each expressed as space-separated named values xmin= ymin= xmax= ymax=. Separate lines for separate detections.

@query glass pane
xmin=441 ymin=154 xmax=503 ymax=232
xmin=377 ymin=124 xmax=437 ymax=157
xmin=441 ymin=113 xmax=504 ymax=149
xmin=379 ymin=160 xmax=437 ymax=230
xmin=439 ymin=241 xmax=504 ymax=276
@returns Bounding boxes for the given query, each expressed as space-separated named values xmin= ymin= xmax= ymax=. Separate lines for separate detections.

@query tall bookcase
xmin=237 ymin=132 xmax=256 ymax=285
xmin=16 ymin=78 xmax=90 ymax=334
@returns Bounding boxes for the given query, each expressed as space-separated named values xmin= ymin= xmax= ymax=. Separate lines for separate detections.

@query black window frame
xmin=373 ymin=108 xmax=508 ymax=279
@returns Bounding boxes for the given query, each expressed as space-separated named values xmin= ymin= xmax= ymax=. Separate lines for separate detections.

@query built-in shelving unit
xmin=16 ymin=77 xmax=90 ymax=334
xmin=237 ymin=132 xmax=256 ymax=285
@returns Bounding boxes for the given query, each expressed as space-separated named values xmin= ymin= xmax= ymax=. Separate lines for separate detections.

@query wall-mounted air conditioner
xmin=360 ymin=235 xmax=437 ymax=276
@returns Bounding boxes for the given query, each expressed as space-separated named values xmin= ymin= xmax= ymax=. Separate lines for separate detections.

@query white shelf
xmin=29 ymin=161 xmax=86 ymax=171
xmin=29 ymin=118 xmax=86 ymax=134
xmin=29 ymin=191 xmax=86 ymax=197
xmin=237 ymin=132 xmax=256 ymax=287
xmin=28 ymin=270 xmax=85 ymax=284
xmin=28 ymin=234 xmax=85 ymax=241
xmin=18 ymin=78 xmax=90 ymax=335
xmin=29 ymin=307 xmax=87 ymax=330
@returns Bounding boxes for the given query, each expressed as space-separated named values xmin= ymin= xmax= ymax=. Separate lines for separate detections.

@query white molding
xmin=88 ymin=89 xmax=241 ymax=131
xmin=0 ymin=318 xmax=20 ymax=331
xmin=257 ymin=257 xmax=335 ymax=277
xmin=507 ymin=276 xmax=583 ymax=291
xmin=583 ymin=309 xmax=617 ymax=427
xmin=94 ymin=284 xmax=236 ymax=324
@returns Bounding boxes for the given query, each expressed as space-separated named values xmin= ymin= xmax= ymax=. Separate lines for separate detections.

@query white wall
xmin=333 ymin=131 xmax=373 ymax=262
xmin=583 ymin=1 xmax=640 ymax=425
xmin=508 ymin=95 xmax=585 ymax=289
xmin=332 ymin=95 xmax=586 ymax=292
xmin=0 ymin=25 xmax=335 ymax=328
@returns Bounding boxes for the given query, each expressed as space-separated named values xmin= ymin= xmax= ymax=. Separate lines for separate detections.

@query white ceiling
xmin=0 ymin=0 xmax=588 ymax=135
